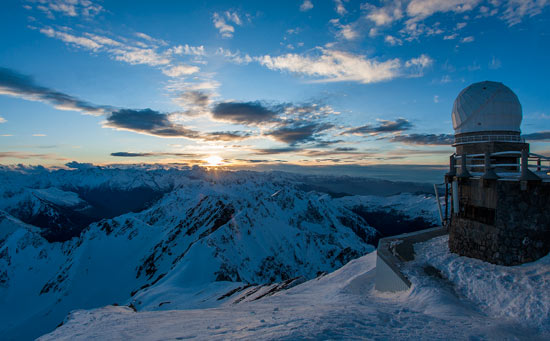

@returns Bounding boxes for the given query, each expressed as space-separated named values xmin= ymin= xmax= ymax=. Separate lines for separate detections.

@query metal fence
xmin=454 ymin=134 xmax=524 ymax=145
xmin=449 ymin=150 xmax=550 ymax=180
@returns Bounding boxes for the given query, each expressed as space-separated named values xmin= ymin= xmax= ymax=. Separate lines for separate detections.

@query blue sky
xmin=0 ymin=0 xmax=549 ymax=175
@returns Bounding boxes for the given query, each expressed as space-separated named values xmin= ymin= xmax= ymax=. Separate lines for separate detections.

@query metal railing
xmin=454 ymin=134 xmax=524 ymax=145
xmin=448 ymin=150 xmax=550 ymax=181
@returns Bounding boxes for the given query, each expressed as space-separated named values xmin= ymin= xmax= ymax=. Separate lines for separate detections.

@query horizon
xmin=1 ymin=0 xmax=550 ymax=179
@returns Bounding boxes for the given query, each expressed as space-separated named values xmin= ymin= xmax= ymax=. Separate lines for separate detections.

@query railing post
xmin=482 ymin=152 xmax=498 ymax=181
xmin=457 ymin=154 xmax=471 ymax=179
xmin=446 ymin=155 xmax=456 ymax=178
xmin=519 ymin=147 xmax=540 ymax=187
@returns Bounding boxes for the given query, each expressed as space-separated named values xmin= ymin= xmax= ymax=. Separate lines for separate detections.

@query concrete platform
xmin=375 ymin=226 xmax=448 ymax=292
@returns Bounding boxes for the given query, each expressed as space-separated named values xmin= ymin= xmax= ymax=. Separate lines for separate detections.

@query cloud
xmin=300 ymin=148 xmax=366 ymax=157
xmin=361 ymin=0 xmax=548 ymax=44
xmin=110 ymin=46 xmax=171 ymax=66
xmin=364 ymin=2 xmax=404 ymax=26
xmin=0 ymin=68 xmax=250 ymax=142
xmin=385 ymin=35 xmax=403 ymax=45
xmin=166 ymin=80 xmax=221 ymax=92
xmin=213 ymin=12 xmax=236 ymax=38
xmin=390 ymin=133 xmax=454 ymax=145
xmin=501 ymin=0 xmax=550 ymax=26
xmin=104 ymin=108 xmax=202 ymax=138
xmin=0 ymin=67 xmax=107 ymax=115
xmin=0 ymin=116 xmax=6 ymax=123
xmin=265 ymin=122 xmax=333 ymax=145
xmin=31 ymin=0 xmax=103 ymax=18
xmin=343 ymin=118 xmax=413 ymax=135
xmin=212 ymin=101 xmax=280 ymax=125
xmin=162 ymin=64 xmax=200 ymax=77
xmin=523 ymin=131 xmax=550 ymax=141
xmin=0 ymin=152 xmax=67 ymax=161
xmin=406 ymin=0 xmax=481 ymax=21
xmin=38 ymin=27 xmax=207 ymax=76
xmin=334 ymin=0 xmax=347 ymax=15
xmin=104 ymin=108 xmax=249 ymax=141
xmin=134 ymin=32 xmax=167 ymax=46
xmin=168 ymin=44 xmax=206 ymax=56
xmin=252 ymin=147 xmax=301 ymax=155
xmin=258 ymin=48 xmax=432 ymax=83
xmin=444 ymin=33 xmax=458 ymax=40
xmin=65 ymin=161 xmax=95 ymax=169
xmin=216 ymin=48 xmax=253 ymax=64
xmin=489 ymin=56 xmax=502 ymax=69
xmin=110 ymin=152 xmax=200 ymax=158
xmin=330 ymin=19 xmax=359 ymax=40
xmin=40 ymin=27 xmax=102 ymax=50
xmin=32 ymin=134 xmax=47 ymax=137
xmin=224 ymin=11 xmax=243 ymax=25
xmin=39 ymin=27 xmax=173 ymax=67
xmin=175 ymin=91 xmax=212 ymax=112
xmin=300 ymin=0 xmax=314 ymax=11
xmin=206 ymin=131 xmax=252 ymax=141
xmin=461 ymin=35 xmax=475 ymax=43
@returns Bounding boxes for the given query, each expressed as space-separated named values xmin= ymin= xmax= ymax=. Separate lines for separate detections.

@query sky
xmin=0 ymin=0 xmax=549 ymax=178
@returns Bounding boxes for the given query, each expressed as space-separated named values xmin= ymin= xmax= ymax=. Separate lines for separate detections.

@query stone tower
xmin=446 ymin=81 xmax=550 ymax=265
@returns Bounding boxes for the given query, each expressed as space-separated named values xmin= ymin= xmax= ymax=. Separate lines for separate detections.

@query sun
xmin=204 ymin=155 xmax=224 ymax=166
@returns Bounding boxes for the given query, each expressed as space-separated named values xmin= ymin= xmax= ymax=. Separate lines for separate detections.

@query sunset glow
xmin=0 ymin=0 xmax=549 ymax=180
xmin=204 ymin=155 xmax=223 ymax=167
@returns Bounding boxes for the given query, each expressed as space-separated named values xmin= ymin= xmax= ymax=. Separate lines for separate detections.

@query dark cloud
xmin=390 ymin=133 xmax=454 ymax=145
xmin=387 ymin=149 xmax=453 ymax=156
xmin=110 ymin=152 xmax=200 ymax=158
xmin=105 ymin=108 xmax=199 ymax=138
xmin=301 ymin=149 xmax=366 ymax=157
xmin=253 ymin=147 xmax=301 ymax=155
xmin=65 ymin=161 xmax=95 ymax=169
xmin=334 ymin=147 xmax=357 ymax=152
xmin=175 ymin=91 xmax=212 ymax=116
xmin=0 ymin=67 xmax=107 ymax=115
xmin=180 ymin=91 xmax=210 ymax=107
xmin=235 ymin=159 xmax=270 ymax=163
xmin=212 ymin=101 xmax=280 ymax=124
xmin=0 ymin=152 xmax=67 ymax=161
xmin=343 ymin=118 xmax=413 ymax=135
xmin=105 ymin=108 xmax=249 ymax=141
xmin=265 ymin=122 xmax=333 ymax=145
xmin=204 ymin=131 xmax=252 ymax=141
xmin=523 ymin=131 xmax=550 ymax=141
xmin=313 ymin=139 xmax=344 ymax=148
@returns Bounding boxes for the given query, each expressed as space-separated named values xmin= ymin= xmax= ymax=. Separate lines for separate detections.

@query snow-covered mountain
xmin=38 ymin=235 xmax=550 ymax=340
xmin=0 ymin=164 xmax=440 ymax=340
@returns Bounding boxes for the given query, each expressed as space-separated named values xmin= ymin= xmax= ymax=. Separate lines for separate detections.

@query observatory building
xmin=446 ymin=81 xmax=550 ymax=265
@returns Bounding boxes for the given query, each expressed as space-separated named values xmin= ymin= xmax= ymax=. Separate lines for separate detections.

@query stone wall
xmin=449 ymin=179 xmax=550 ymax=265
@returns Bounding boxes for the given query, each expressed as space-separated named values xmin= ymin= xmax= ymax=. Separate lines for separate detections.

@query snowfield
xmin=39 ymin=244 xmax=550 ymax=340
xmin=3 ymin=164 xmax=546 ymax=340
xmin=408 ymin=235 xmax=550 ymax=332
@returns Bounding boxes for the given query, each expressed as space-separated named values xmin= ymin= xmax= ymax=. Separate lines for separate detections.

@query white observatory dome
xmin=452 ymin=81 xmax=522 ymax=135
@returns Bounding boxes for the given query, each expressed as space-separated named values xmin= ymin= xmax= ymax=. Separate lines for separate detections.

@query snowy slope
xmin=407 ymin=235 xmax=550 ymax=332
xmin=0 ymin=165 xmax=444 ymax=340
xmin=39 ymin=249 xmax=550 ymax=340
xmin=336 ymin=193 xmax=441 ymax=225
xmin=0 ymin=169 xmax=378 ymax=340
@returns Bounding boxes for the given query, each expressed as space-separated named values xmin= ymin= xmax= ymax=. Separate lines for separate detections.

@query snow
xmin=39 ymin=249 xmax=550 ymax=340
xmin=407 ymin=235 xmax=550 ymax=332
xmin=31 ymin=188 xmax=84 ymax=207
xmin=0 ymin=168 xmax=385 ymax=340
xmin=3 ymin=165 xmax=546 ymax=340
xmin=335 ymin=193 xmax=441 ymax=225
